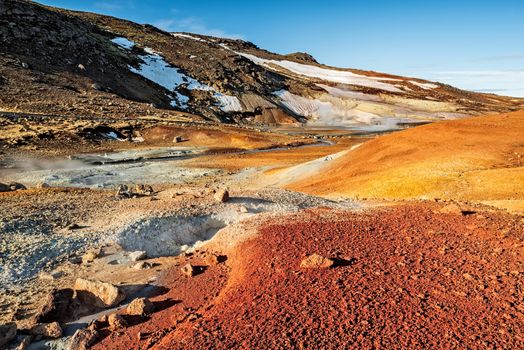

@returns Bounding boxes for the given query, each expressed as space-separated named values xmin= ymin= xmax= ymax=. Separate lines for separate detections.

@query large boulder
xmin=133 ymin=184 xmax=154 ymax=196
xmin=0 ymin=322 xmax=17 ymax=347
xmin=74 ymin=279 xmax=126 ymax=308
xmin=0 ymin=183 xmax=10 ymax=192
xmin=438 ymin=202 xmax=464 ymax=215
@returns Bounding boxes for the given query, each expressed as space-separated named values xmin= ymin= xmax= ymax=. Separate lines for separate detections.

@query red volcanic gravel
xmin=97 ymin=204 xmax=524 ymax=349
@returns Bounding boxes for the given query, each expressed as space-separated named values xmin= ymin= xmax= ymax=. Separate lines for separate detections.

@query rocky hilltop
xmin=1 ymin=0 xmax=523 ymax=128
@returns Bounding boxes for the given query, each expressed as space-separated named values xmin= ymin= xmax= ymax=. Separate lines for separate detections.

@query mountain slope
xmin=1 ymin=0 xmax=523 ymax=127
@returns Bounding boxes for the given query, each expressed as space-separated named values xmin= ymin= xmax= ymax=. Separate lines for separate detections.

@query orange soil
xmin=182 ymin=137 xmax=366 ymax=170
xmin=287 ymin=111 xmax=524 ymax=211
xmin=141 ymin=125 xmax=312 ymax=150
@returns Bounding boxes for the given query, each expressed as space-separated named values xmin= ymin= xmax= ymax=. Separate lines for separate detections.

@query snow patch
xmin=172 ymin=33 xmax=209 ymax=43
xmin=238 ymin=52 xmax=402 ymax=93
xmin=317 ymin=84 xmax=382 ymax=102
xmin=101 ymin=131 xmax=126 ymax=141
xmin=214 ymin=93 xmax=243 ymax=112
xmin=127 ymin=48 xmax=239 ymax=111
xmin=111 ymin=37 xmax=135 ymax=50
xmin=410 ymin=81 xmax=438 ymax=90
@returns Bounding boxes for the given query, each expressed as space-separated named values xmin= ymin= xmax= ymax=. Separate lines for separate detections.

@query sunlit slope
xmin=287 ymin=111 xmax=524 ymax=209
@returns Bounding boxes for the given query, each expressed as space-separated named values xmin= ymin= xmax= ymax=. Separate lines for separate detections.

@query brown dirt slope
xmin=287 ymin=111 xmax=524 ymax=210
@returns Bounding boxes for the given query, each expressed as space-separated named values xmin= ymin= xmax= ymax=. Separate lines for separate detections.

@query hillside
xmin=1 ymin=0 xmax=523 ymax=128
xmin=285 ymin=110 xmax=524 ymax=211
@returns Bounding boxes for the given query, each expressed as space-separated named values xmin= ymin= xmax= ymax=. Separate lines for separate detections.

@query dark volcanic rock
xmin=35 ymin=288 xmax=74 ymax=323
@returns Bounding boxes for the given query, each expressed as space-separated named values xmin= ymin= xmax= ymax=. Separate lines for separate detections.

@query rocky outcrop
xmin=74 ymin=278 xmax=126 ymax=308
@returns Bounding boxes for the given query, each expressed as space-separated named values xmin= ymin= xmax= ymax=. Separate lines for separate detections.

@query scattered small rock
xmin=116 ymin=184 xmax=130 ymax=197
xmin=36 ymin=182 xmax=50 ymax=189
xmin=300 ymin=254 xmax=334 ymax=269
xmin=214 ymin=189 xmax=229 ymax=203
xmin=82 ymin=250 xmax=99 ymax=264
xmin=463 ymin=273 xmax=475 ymax=281
xmin=91 ymin=83 xmax=103 ymax=91
xmin=9 ymin=182 xmax=26 ymax=191
xmin=173 ymin=135 xmax=182 ymax=143
xmin=116 ymin=184 xmax=154 ymax=197
xmin=127 ymin=297 xmax=155 ymax=316
xmin=204 ymin=254 xmax=220 ymax=266
xmin=133 ymin=261 xmax=153 ymax=270
xmin=0 ymin=322 xmax=17 ymax=348
xmin=29 ymin=322 xmax=62 ymax=339
xmin=74 ymin=278 xmax=126 ymax=308
xmin=239 ymin=206 xmax=249 ymax=213
xmin=68 ymin=223 xmax=82 ymax=231
xmin=181 ymin=263 xmax=197 ymax=277
xmin=134 ymin=184 xmax=154 ymax=196
xmin=128 ymin=251 xmax=147 ymax=262
xmin=108 ymin=313 xmax=128 ymax=331
xmin=77 ymin=63 xmax=86 ymax=71
xmin=438 ymin=203 xmax=464 ymax=215
xmin=67 ymin=328 xmax=98 ymax=350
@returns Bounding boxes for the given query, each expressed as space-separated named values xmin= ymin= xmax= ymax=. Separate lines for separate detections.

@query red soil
xmin=94 ymin=204 xmax=524 ymax=349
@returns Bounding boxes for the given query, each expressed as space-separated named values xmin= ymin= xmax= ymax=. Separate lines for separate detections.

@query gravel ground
xmin=93 ymin=204 xmax=524 ymax=350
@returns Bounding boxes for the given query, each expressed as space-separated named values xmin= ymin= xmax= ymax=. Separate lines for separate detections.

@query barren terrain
xmin=1 ymin=1 xmax=523 ymax=349
xmin=286 ymin=110 xmax=524 ymax=212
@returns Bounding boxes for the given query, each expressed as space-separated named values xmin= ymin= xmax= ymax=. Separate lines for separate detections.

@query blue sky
xmin=39 ymin=0 xmax=524 ymax=97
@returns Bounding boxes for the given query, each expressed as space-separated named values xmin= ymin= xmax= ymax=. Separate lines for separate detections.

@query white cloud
xmin=425 ymin=70 xmax=524 ymax=98
xmin=153 ymin=16 xmax=244 ymax=40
